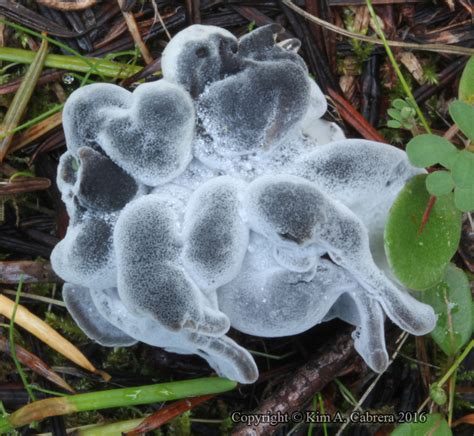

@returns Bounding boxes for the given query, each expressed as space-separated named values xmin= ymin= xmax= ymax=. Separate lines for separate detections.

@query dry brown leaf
xmin=399 ymin=52 xmax=426 ymax=84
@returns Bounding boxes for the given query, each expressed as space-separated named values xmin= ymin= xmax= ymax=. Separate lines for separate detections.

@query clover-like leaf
xmin=459 ymin=56 xmax=474 ymax=104
xmin=384 ymin=175 xmax=462 ymax=290
xmin=387 ymin=119 xmax=402 ymax=129
xmin=388 ymin=108 xmax=404 ymax=123
xmin=392 ymin=98 xmax=408 ymax=110
xmin=452 ymin=150 xmax=474 ymax=188
xmin=406 ymin=134 xmax=459 ymax=169
xmin=454 ymin=186 xmax=474 ymax=212
xmin=391 ymin=414 xmax=451 ymax=436
xmin=425 ymin=171 xmax=454 ymax=197
xmin=420 ymin=264 xmax=473 ymax=356
xmin=449 ymin=100 xmax=474 ymax=142
xmin=400 ymin=106 xmax=415 ymax=119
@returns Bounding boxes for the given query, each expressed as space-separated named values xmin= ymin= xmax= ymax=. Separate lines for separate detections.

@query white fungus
xmin=52 ymin=24 xmax=436 ymax=384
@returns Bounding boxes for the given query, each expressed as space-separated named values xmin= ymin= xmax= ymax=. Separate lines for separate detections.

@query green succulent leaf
xmin=459 ymin=56 xmax=474 ymax=104
xmin=388 ymin=108 xmax=404 ymax=123
xmin=391 ymin=413 xmax=451 ymax=436
xmin=420 ymin=264 xmax=473 ymax=356
xmin=449 ymin=100 xmax=474 ymax=142
xmin=387 ymin=120 xmax=402 ymax=129
xmin=400 ymin=106 xmax=415 ymax=119
xmin=384 ymin=175 xmax=462 ymax=290
xmin=392 ymin=98 xmax=408 ymax=110
xmin=406 ymin=134 xmax=459 ymax=169
xmin=425 ymin=171 xmax=454 ymax=197
xmin=454 ymin=186 xmax=474 ymax=212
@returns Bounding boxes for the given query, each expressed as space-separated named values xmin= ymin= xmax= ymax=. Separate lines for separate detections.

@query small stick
xmin=118 ymin=1 xmax=154 ymax=64
xmin=0 ymin=177 xmax=51 ymax=195
xmin=327 ymin=87 xmax=386 ymax=143
xmin=36 ymin=0 xmax=97 ymax=11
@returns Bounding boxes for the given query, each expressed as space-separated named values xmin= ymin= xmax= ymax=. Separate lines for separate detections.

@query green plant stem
xmin=0 ymin=47 xmax=142 ymax=79
xmin=318 ymin=393 xmax=328 ymax=436
xmin=3 ymin=377 xmax=236 ymax=430
xmin=9 ymin=276 xmax=37 ymax=403
xmin=333 ymin=378 xmax=358 ymax=407
xmin=447 ymin=367 xmax=457 ymax=426
xmin=436 ymin=339 xmax=474 ymax=388
xmin=365 ymin=0 xmax=432 ymax=134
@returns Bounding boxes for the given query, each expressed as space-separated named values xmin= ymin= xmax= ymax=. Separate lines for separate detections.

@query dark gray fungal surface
xmin=183 ymin=177 xmax=248 ymax=290
xmin=245 ymin=175 xmax=328 ymax=246
xmin=198 ymin=59 xmax=310 ymax=154
xmin=52 ymin=24 xmax=435 ymax=384
xmin=76 ymin=146 xmax=138 ymax=212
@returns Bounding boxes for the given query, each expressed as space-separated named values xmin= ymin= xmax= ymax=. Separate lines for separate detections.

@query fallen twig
xmin=232 ymin=331 xmax=360 ymax=436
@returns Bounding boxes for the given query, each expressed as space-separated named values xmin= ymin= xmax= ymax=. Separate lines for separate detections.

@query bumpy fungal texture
xmin=114 ymin=194 xmax=230 ymax=335
xmin=161 ymin=24 xmax=239 ymax=97
xmin=51 ymin=215 xmax=116 ymax=290
xmin=62 ymin=83 xmax=130 ymax=153
xmin=98 ymin=81 xmax=195 ymax=186
xmin=198 ymin=59 xmax=310 ymax=154
xmin=183 ymin=177 xmax=248 ymax=291
xmin=53 ymin=24 xmax=436 ymax=384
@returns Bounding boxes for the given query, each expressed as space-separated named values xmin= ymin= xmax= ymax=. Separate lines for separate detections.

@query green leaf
xmin=459 ymin=56 xmax=474 ymax=104
xmin=421 ymin=264 xmax=473 ymax=356
xmin=425 ymin=171 xmax=454 ymax=196
xmin=451 ymin=150 xmax=474 ymax=188
xmin=387 ymin=120 xmax=402 ymax=129
xmin=391 ymin=413 xmax=451 ymax=436
xmin=406 ymin=135 xmax=459 ymax=169
xmin=454 ymin=186 xmax=474 ymax=212
xmin=429 ymin=385 xmax=447 ymax=405
xmin=401 ymin=106 xmax=415 ymax=119
xmin=449 ymin=100 xmax=474 ymax=142
xmin=388 ymin=108 xmax=404 ymax=123
xmin=392 ymin=98 xmax=408 ymax=110
xmin=384 ymin=175 xmax=462 ymax=290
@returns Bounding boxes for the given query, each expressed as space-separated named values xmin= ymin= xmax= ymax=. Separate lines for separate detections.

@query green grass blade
xmin=0 ymin=39 xmax=48 ymax=160
xmin=0 ymin=47 xmax=142 ymax=79
xmin=5 ymin=377 xmax=237 ymax=429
